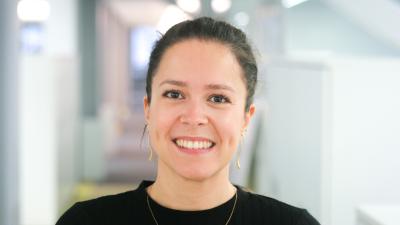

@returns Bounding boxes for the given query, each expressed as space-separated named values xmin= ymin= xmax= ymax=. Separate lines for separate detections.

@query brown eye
xmin=163 ymin=90 xmax=184 ymax=99
xmin=209 ymin=95 xmax=230 ymax=104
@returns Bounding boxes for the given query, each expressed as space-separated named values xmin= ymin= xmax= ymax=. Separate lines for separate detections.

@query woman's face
xmin=144 ymin=39 xmax=255 ymax=182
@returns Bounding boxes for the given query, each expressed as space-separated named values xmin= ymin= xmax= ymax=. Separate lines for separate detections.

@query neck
xmin=147 ymin=161 xmax=236 ymax=211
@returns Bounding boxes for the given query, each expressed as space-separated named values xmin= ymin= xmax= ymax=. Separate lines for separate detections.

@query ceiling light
xmin=211 ymin=0 xmax=231 ymax=14
xmin=282 ymin=0 xmax=309 ymax=8
xmin=176 ymin=0 xmax=201 ymax=14
xmin=157 ymin=5 xmax=191 ymax=34
xmin=17 ymin=0 xmax=51 ymax=22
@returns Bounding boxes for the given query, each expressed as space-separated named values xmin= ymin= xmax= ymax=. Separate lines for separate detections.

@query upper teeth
xmin=175 ymin=139 xmax=213 ymax=149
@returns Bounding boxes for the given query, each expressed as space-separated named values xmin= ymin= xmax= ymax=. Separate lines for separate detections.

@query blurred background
xmin=1 ymin=0 xmax=400 ymax=224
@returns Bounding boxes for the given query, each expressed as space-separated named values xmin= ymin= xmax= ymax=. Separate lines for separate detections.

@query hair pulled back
xmin=146 ymin=17 xmax=257 ymax=112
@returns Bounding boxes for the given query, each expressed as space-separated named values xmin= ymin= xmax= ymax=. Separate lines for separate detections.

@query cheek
xmin=214 ymin=109 xmax=244 ymax=146
xmin=148 ymin=102 xmax=180 ymax=139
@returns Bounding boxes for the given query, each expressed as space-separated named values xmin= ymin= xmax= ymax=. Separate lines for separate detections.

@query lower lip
xmin=173 ymin=142 xmax=215 ymax=155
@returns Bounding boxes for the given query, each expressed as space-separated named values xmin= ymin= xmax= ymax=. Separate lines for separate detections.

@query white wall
xmin=18 ymin=1 xmax=80 ymax=224
xmin=19 ymin=56 xmax=79 ymax=225
xmin=45 ymin=0 xmax=78 ymax=56
xmin=330 ymin=58 xmax=400 ymax=225
xmin=19 ymin=56 xmax=58 ymax=225
xmin=284 ymin=0 xmax=400 ymax=57
xmin=255 ymin=56 xmax=400 ymax=225
xmin=255 ymin=58 xmax=326 ymax=220
xmin=55 ymin=56 xmax=80 ymax=214
xmin=324 ymin=0 xmax=400 ymax=49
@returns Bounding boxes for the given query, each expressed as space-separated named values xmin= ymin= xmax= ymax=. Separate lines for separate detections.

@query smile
xmin=173 ymin=138 xmax=216 ymax=150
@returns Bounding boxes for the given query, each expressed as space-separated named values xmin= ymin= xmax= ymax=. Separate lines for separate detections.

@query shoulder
xmin=77 ymin=189 xmax=138 ymax=214
xmin=239 ymin=189 xmax=301 ymax=213
xmin=56 ymin=188 xmax=145 ymax=225
xmin=237 ymin=188 xmax=320 ymax=225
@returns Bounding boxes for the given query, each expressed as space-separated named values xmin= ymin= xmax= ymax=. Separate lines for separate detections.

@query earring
xmin=236 ymin=130 xmax=246 ymax=169
xmin=147 ymin=132 xmax=153 ymax=161
xmin=236 ymin=145 xmax=241 ymax=169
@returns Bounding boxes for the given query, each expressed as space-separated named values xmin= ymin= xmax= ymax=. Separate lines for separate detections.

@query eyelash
xmin=209 ymin=94 xmax=231 ymax=104
xmin=162 ymin=89 xmax=184 ymax=99
xmin=162 ymin=90 xmax=231 ymax=104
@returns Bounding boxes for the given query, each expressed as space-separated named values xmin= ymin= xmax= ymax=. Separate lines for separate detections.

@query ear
xmin=143 ymin=96 xmax=150 ymax=123
xmin=242 ymin=104 xmax=256 ymax=132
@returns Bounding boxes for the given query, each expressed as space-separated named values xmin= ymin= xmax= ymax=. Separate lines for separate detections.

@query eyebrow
xmin=205 ymin=84 xmax=235 ymax=92
xmin=159 ymin=80 xmax=187 ymax=87
xmin=159 ymin=79 xmax=235 ymax=92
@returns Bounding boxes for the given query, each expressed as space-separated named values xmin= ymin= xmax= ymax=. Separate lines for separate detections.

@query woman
xmin=57 ymin=17 xmax=320 ymax=225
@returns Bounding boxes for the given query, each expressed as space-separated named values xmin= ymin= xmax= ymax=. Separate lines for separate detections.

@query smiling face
xmin=144 ymin=39 xmax=255 ymax=182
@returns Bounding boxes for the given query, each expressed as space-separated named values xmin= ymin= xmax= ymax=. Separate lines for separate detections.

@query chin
xmin=180 ymin=171 xmax=214 ymax=182
xmin=175 ymin=164 xmax=227 ymax=182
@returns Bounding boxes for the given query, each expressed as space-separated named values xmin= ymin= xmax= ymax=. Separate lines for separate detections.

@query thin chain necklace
xmin=146 ymin=190 xmax=238 ymax=225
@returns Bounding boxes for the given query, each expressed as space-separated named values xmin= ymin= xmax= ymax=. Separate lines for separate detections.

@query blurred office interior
xmin=1 ymin=0 xmax=400 ymax=224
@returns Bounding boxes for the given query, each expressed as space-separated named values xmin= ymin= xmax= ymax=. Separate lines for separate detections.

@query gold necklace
xmin=146 ymin=190 xmax=238 ymax=225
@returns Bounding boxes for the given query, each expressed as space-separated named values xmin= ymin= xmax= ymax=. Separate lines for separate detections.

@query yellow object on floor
xmin=75 ymin=182 xmax=138 ymax=202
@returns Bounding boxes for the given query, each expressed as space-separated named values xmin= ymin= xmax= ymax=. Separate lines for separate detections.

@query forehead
xmin=153 ymin=39 xmax=245 ymax=87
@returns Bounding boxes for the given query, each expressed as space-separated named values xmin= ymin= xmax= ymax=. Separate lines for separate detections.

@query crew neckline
xmin=138 ymin=180 xmax=239 ymax=215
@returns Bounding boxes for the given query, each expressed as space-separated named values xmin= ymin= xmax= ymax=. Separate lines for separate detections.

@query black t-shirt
xmin=56 ymin=181 xmax=320 ymax=225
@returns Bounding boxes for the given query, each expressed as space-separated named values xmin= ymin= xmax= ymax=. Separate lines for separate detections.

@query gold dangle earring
xmin=143 ymin=124 xmax=153 ymax=161
xmin=236 ymin=145 xmax=241 ymax=169
xmin=147 ymin=130 xmax=153 ymax=161
xmin=236 ymin=129 xmax=246 ymax=169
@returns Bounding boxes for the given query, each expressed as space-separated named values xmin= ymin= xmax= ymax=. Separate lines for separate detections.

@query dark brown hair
xmin=145 ymin=17 xmax=257 ymax=112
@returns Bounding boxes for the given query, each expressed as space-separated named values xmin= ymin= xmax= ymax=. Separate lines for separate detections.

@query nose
xmin=179 ymin=99 xmax=208 ymax=126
